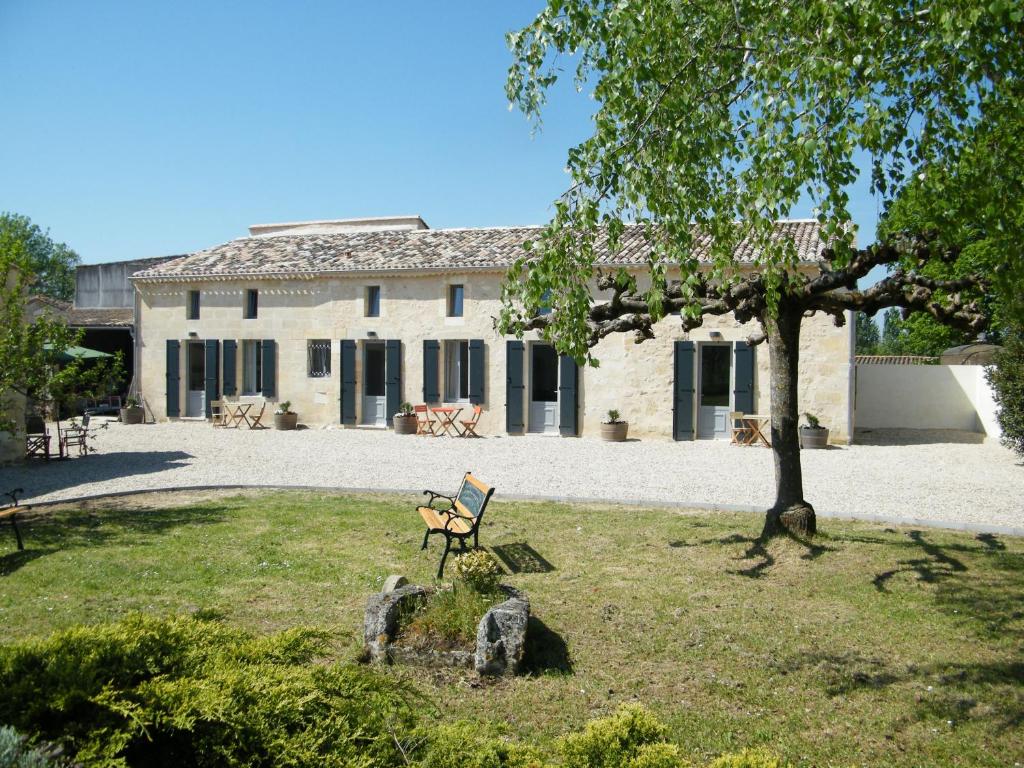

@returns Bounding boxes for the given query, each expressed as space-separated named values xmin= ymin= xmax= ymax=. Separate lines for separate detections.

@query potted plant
xmin=600 ymin=409 xmax=629 ymax=442
xmin=273 ymin=400 xmax=298 ymax=430
xmin=393 ymin=402 xmax=417 ymax=434
xmin=120 ymin=396 xmax=144 ymax=425
xmin=799 ymin=412 xmax=829 ymax=449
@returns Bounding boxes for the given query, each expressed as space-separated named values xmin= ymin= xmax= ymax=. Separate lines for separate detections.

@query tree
xmin=500 ymin=0 xmax=1018 ymax=537
xmin=854 ymin=312 xmax=881 ymax=356
xmin=0 ymin=213 xmax=81 ymax=302
xmin=987 ymin=325 xmax=1024 ymax=457
xmin=1 ymin=218 xmax=111 ymax=436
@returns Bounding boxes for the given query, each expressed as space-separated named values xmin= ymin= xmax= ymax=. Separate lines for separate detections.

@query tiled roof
xmin=131 ymin=220 xmax=825 ymax=281
xmin=855 ymin=355 xmax=939 ymax=365
xmin=67 ymin=307 xmax=134 ymax=327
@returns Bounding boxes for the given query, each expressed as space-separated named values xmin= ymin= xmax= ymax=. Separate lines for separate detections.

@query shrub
xmin=560 ymin=704 xmax=671 ymax=768
xmin=706 ymin=748 xmax=786 ymax=768
xmin=413 ymin=722 xmax=545 ymax=768
xmin=0 ymin=614 xmax=419 ymax=768
xmin=628 ymin=742 xmax=689 ymax=768
xmin=987 ymin=325 xmax=1024 ymax=457
xmin=452 ymin=550 xmax=502 ymax=594
xmin=0 ymin=726 xmax=65 ymax=768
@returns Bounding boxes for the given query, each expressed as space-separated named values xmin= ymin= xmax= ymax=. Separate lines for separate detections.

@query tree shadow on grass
xmin=521 ymin=616 xmax=572 ymax=676
xmin=0 ymin=503 xmax=230 ymax=572
xmin=872 ymin=530 xmax=968 ymax=592
xmin=669 ymin=531 xmax=838 ymax=579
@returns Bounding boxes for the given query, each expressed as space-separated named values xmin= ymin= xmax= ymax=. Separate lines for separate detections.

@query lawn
xmin=1 ymin=490 xmax=1021 ymax=766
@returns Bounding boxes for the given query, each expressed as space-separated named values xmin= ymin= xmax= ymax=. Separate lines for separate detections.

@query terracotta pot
xmin=799 ymin=426 xmax=829 ymax=449
xmin=394 ymin=414 xmax=417 ymax=434
xmin=600 ymin=421 xmax=629 ymax=442
xmin=274 ymin=412 xmax=298 ymax=430
xmin=120 ymin=406 xmax=144 ymax=425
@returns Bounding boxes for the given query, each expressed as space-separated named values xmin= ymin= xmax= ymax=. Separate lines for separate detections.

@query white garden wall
xmin=855 ymin=364 xmax=1001 ymax=437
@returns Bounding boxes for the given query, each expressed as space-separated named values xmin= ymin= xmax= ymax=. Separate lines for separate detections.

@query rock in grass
xmin=363 ymin=584 xmax=427 ymax=661
xmin=475 ymin=595 xmax=530 ymax=676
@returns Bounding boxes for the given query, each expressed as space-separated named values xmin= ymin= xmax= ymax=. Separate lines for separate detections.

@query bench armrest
xmin=3 ymin=488 xmax=22 ymax=507
xmin=422 ymin=489 xmax=455 ymax=506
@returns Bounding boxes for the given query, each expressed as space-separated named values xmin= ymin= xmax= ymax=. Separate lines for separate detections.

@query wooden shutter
xmin=385 ymin=339 xmax=402 ymax=426
xmin=222 ymin=340 xmax=237 ymax=396
xmin=204 ymin=339 xmax=219 ymax=418
xmin=673 ymin=341 xmax=695 ymax=440
xmin=261 ymin=339 xmax=276 ymax=398
xmin=506 ymin=340 xmax=524 ymax=433
xmin=558 ymin=355 xmax=579 ymax=436
xmin=340 ymin=340 xmax=356 ymax=424
xmin=165 ymin=340 xmax=180 ymax=417
xmin=733 ymin=341 xmax=755 ymax=415
xmin=469 ymin=339 xmax=485 ymax=405
xmin=423 ymin=340 xmax=440 ymax=403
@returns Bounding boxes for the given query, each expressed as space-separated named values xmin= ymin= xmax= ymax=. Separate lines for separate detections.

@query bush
xmin=452 ymin=550 xmax=503 ymax=593
xmin=0 ymin=726 xmax=64 ymax=768
xmin=706 ymin=748 xmax=786 ymax=768
xmin=413 ymin=722 xmax=544 ymax=768
xmin=988 ymin=325 xmax=1024 ymax=457
xmin=0 ymin=614 xmax=420 ymax=768
xmin=560 ymin=704 xmax=671 ymax=768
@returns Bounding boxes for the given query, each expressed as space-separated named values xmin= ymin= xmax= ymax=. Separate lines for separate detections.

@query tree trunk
xmin=762 ymin=303 xmax=816 ymax=538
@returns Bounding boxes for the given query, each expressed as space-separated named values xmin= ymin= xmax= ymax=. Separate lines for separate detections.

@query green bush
xmin=452 ymin=550 xmax=503 ymax=594
xmin=988 ymin=325 xmax=1024 ymax=457
xmin=628 ymin=742 xmax=689 ymax=768
xmin=560 ymin=704 xmax=671 ymax=768
xmin=706 ymin=748 xmax=786 ymax=768
xmin=413 ymin=722 xmax=544 ymax=768
xmin=0 ymin=614 xmax=419 ymax=768
xmin=0 ymin=726 xmax=64 ymax=768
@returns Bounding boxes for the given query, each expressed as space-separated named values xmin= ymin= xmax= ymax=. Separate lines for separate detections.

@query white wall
xmin=855 ymin=364 xmax=1001 ymax=437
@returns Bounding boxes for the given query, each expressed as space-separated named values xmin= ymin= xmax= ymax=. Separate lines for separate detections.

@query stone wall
xmin=135 ymin=270 xmax=853 ymax=443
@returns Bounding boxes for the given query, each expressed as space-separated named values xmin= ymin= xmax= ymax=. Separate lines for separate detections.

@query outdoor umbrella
xmin=42 ymin=343 xmax=113 ymax=363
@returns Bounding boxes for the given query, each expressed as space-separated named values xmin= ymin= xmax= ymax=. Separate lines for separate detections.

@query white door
xmin=697 ymin=344 xmax=731 ymax=439
xmin=186 ymin=342 xmax=205 ymax=417
xmin=362 ymin=342 xmax=387 ymax=426
xmin=529 ymin=343 xmax=559 ymax=434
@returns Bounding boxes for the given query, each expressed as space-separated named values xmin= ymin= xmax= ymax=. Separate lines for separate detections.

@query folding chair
xmin=61 ymin=414 xmax=91 ymax=457
xmin=25 ymin=416 xmax=51 ymax=460
xmin=246 ymin=400 xmax=268 ymax=429
xmin=729 ymin=411 xmax=751 ymax=446
xmin=414 ymin=404 xmax=438 ymax=436
xmin=210 ymin=400 xmax=226 ymax=427
xmin=458 ymin=405 xmax=483 ymax=437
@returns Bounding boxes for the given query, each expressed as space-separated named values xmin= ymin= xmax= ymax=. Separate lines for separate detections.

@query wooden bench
xmin=1 ymin=488 xmax=26 ymax=551
xmin=417 ymin=472 xmax=495 ymax=578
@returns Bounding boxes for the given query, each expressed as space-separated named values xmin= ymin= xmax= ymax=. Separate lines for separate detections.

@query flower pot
xmin=799 ymin=426 xmax=829 ymax=449
xmin=274 ymin=412 xmax=298 ymax=430
xmin=600 ymin=421 xmax=629 ymax=442
xmin=393 ymin=414 xmax=417 ymax=434
xmin=120 ymin=406 xmax=144 ymax=425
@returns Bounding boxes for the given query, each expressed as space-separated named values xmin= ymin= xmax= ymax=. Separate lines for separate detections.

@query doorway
xmin=529 ymin=343 xmax=559 ymax=434
xmin=697 ymin=344 xmax=731 ymax=438
xmin=185 ymin=341 xmax=205 ymax=417
xmin=362 ymin=342 xmax=387 ymax=426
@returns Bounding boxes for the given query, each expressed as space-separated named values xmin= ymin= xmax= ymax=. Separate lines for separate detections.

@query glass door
xmin=528 ymin=343 xmax=559 ymax=433
xmin=362 ymin=342 xmax=386 ymax=426
xmin=697 ymin=344 xmax=731 ymax=438
xmin=186 ymin=341 xmax=205 ymax=417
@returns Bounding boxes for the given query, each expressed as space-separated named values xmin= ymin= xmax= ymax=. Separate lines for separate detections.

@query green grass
xmin=400 ymin=584 xmax=504 ymax=649
xmin=1 ymin=490 xmax=1022 ymax=767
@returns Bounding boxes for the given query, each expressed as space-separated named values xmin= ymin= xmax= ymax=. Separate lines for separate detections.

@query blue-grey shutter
xmin=673 ymin=341 xmax=695 ymax=440
xmin=558 ymin=355 xmax=579 ymax=436
xmin=423 ymin=340 xmax=440 ymax=403
xmin=261 ymin=339 xmax=276 ymax=397
xmin=506 ymin=341 xmax=524 ymax=433
xmin=165 ymin=340 xmax=180 ymax=417
xmin=222 ymin=340 xmax=237 ymax=396
xmin=340 ymin=340 xmax=356 ymax=424
xmin=385 ymin=339 xmax=402 ymax=426
xmin=204 ymin=339 xmax=219 ymax=418
xmin=733 ymin=341 xmax=755 ymax=415
xmin=469 ymin=339 xmax=485 ymax=405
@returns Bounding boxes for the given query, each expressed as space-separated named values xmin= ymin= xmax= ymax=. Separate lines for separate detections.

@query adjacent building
xmin=131 ymin=216 xmax=854 ymax=443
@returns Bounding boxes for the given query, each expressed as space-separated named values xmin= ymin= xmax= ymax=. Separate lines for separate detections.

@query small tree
xmin=854 ymin=312 xmax=881 ymax=356
xmin=0 ymin=213 xmax=80 ymax=302
xmin=987 ymin=327 xmax=1024 ymax=458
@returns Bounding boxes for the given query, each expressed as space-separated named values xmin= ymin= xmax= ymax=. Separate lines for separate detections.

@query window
xmin=447 ymin=284 xmax=464 ymax=317
xmin=187 ymin=290 xmax=200 ymax=320
xmin=365 ymin=286 xmax=381 ymax=317
xmin=307 ymin=339 xmax=331 ymax=377
xmin=242 ymin=340 xmax=262 ymax=394
xmin=244 ymin=289 xmax=258 ymax=319
xmin=444 ymin=340 xmax=471 ymax=401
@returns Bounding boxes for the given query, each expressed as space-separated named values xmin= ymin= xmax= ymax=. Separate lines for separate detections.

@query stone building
xmin=131 ymin=216 xmax=854 ymax=443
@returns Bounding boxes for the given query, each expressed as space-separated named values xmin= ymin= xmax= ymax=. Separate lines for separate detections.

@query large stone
xmin=474 ymin=594 xmax=530 ymax=677
xmin=363 ymin=584 xmax=427 ymax=661
xmin=381 ymin=574 xmax=408 ymax=594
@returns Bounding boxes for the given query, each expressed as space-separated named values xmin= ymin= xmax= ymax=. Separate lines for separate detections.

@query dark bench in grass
xmin=418 ymin=472 xmax=495 ymax=579
xmin=1 ymin=488 xmax=25 ymax=551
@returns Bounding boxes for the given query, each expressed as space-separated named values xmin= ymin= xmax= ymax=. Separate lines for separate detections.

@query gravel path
xmin=2 ymin=421 xmax=1022 ymax=531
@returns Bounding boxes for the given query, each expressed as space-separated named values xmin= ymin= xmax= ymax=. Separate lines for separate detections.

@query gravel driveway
xmin=3 ymin=421 xmax=1022 ymax=531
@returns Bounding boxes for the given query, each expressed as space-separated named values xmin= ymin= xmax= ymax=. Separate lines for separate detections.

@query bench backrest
xmin=453 ymin=472 xmax=495 ymax=525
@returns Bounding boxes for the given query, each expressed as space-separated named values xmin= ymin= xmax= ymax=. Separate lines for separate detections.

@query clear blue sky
xmin=1 ymin=0 xmax=883 ymax=272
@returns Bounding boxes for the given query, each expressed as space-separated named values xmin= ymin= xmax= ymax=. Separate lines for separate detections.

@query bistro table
xmin=741 ymin=414 xmax=771 ymax=447
xmin=430 ymin=406 xmax=464 ymax=437
xmin=223 ymin=402 xmax=252 ymax=429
